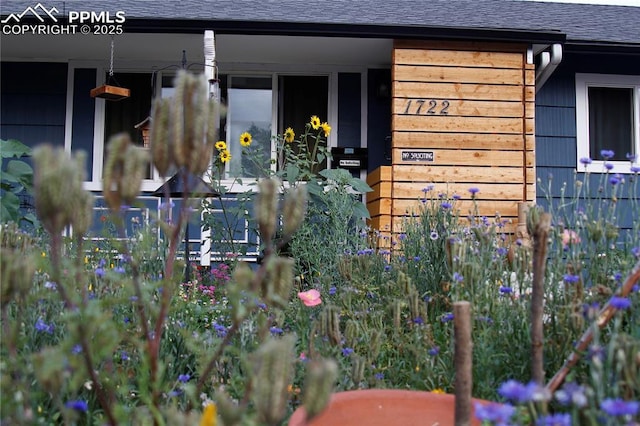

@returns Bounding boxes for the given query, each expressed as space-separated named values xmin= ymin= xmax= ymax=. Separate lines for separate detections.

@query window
xmin=218 ymin=73 xmax=329 ymax=180
xmin=576 ymin=73 xmax=640 ymax=173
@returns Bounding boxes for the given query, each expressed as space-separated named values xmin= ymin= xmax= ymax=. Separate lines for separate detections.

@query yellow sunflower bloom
xmin=320 ymin=122 xmax=331 ymax=137
xmin=239 ymin=132 xmax=252 ymax=147
xmin=310 ymin=115 xmax=321 ymax=130
xmin=219 ymin=150 xmax=232 ymax=163
xmin=200 ymin=403 xmax=217 ymax=426
xmin=284 ymin=127 xmax=295 ymax=143
xmin=215 ymin=140 xmax=227 ymax=151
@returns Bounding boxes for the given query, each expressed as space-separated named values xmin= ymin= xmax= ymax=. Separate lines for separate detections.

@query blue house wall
xmin=535 ymin=50 xmax=640 ymax=230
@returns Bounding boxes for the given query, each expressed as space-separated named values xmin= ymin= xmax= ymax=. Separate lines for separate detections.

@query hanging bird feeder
xmin=91 ymin=36 xmax=130 ymax=101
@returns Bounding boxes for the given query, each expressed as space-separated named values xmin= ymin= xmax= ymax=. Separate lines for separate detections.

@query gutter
xmin=535 ymin=43 xmax=563 ymax=93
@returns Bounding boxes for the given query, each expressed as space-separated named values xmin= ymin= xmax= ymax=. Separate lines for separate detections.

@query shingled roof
xmin=2 ymin=0 xmax=639 ymax=46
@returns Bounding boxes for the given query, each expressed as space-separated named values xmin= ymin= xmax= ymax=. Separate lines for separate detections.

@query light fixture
xmin=91 ymin=36 xmax=130 ymax=101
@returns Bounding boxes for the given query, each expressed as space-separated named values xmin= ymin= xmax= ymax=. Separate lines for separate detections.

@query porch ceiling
xmin=1 ymin=32 xmax=393 ymax=67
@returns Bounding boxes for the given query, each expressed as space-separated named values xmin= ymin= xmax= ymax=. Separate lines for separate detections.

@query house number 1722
xmin=403 ymin=99 xmax=450 ymax=115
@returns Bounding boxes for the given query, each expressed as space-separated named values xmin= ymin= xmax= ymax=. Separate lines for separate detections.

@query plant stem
xmin=531 ymin=212 xmax=551 ymax=384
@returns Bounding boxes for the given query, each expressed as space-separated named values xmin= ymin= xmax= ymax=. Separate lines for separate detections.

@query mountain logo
xmin=1 ymin=3 xmax=59 ymax=24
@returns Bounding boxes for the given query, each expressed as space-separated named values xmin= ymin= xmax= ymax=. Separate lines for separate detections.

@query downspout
xmin=535 ymin=43 xmax=563 ymax=92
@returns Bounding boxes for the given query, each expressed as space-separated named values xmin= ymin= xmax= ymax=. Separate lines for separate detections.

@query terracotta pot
xmin=288 ymin=389 xmax=486 ymax=426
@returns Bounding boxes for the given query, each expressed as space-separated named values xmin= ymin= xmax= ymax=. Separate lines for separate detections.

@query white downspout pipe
xmin=535 ymin=43 xmax=563 ymax=93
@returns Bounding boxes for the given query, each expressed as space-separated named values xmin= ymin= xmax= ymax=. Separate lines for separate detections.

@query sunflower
xmin=284 ymin=127 xmax=295 ymax=143
xmin=219 ymin=149 xmax=232 ymax=163
xmin=239 ymin=132 xmax=252 ymax=147
xmin=320 ymin=122 xmax=331 ymax=137
xmin=215 ymin=140 xmax=227 ymax=151
xmin=310 ymin=115 xmax=321 ymax=130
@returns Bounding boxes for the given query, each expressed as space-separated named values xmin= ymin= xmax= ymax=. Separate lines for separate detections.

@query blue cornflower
xmin=476 ymin=316 xmax=494 ymax=325
xmin=178 ymin=374 xmax=190 ymax=383
xmin=342 ymin=347 xmax=354 ymax=356
xmin=65 ymin=400 xmax=88 ymax=412
xmin=626 ymin=153 xmax=637 ymax=162
xmin=422 ymin=185 xmax=434 ymax=193
xmin=35 ymin=318 xmax=54 ymax=334
xmin=441 ymin=202 xmax=452 ymax=210
xmin=499 ymin=286 xmax=513 ymax=295
xmin=609 ymin=173 xmax=622 ymax=185
xmin=329 ymin=286 xmax=337 ymax=296
xmin=113 ymin=266 xmax=125 ymax=274
xmin=413 ymin=317 xmax=424 ymax=325
xmin=269 ymin=327 xmax=284 ymax=335
xmin=398 ymin=233 xmax=407 ymax=241
xmin=498 ymin=380 xmax=540 ymax=404
xmin=413 ymin=256 xmax=420 ymax=261
xmin=474 ymin=402 xmax=515 ymax=424
xmin=121 ymin=351 xmax=129 ymax=361
xmin=452 ymin=272 xmax=464 ymax=283
xmin=609 ymin=296 xmax=631 ymax=310
xmin=600 ymin=398 xmax=639 ymax=416
xmin=384 ymin=264 xmax=392 ymax=272
xmin=168 ymin=389 xmax=183 ymax=397
xmin=613 ymin=272 xmax=622 ymax=282
xmin=99 ymin=258 xmax=106 ymax=267
xmin=563 ymin=274 xmax=580 ymax=284
xmin=601 ymin=149 xmax=615 ymax=160
xmin=95 ymin=267 xmax=105 ymax=278
xmin=374 ymin=372 xmax=384 ymax=380
xmin=496 ymin=247 xmax=508 ymax=256
xmin=468 ymin=187 xmax=480 ymax=195
xmin=44 ymin=281 xmax=57 ymax=290
xmin=441 ymin=313 xmax=454 ymax=323
xmin=71 ymin=344 xmax=83 ymax=354
xmin=554 ymin=382 xmax=587 ymax=407
xmin=213 ymin=323 xmax=227 ymax=337
xmin=579 ymin=157 xmax=592 ymax=165
xmin=452 ymin=194 xmax=461 ymax=200
xmin=536 ymin=413 xmax=571 ymax=426
xmin=604 ymin=162 xmax=614 ymax=171
xmin=632 ymin=246 xmax=640 ymax=258
xmin=631 ymin=166 xmax=640 ymax=173
xmin=428 ymin=346 xmax=440 ymax=356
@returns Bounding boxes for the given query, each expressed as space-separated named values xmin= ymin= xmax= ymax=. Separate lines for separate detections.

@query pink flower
xmin=298 ymin=289 xmax=322 ymax=307
xmin=562 ymin=229 xmax=581 ymax=249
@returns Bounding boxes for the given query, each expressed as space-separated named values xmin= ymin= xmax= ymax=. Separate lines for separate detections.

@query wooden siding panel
xmin=394 ymin=115 xmax=523 ymax=134
xmin=394 ymin=82 xmax=523 ymax=101
xmin=394 ymin=165 xmax=534 ymax=183
xmin=392 ymin=149 xmax=532 ymax=167
xmin=393 ymin=183 xmax=525 ymax=200
xmin=393 ymin=132 xmax=526 ymax=150
xmin=392 ymin=99 xmax=524 ymax=118
xmin=394 ymin=65 xmax=524 ymax=85
xmin=394 ymin=49 xmax=523 ymax=69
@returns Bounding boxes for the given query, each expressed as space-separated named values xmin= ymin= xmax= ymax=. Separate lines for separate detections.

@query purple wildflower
xmin=441 ymin=313 xmax=454 ymax=323
xmin=413 ymin=317 xmax=424 ymax=325
xmin=65 ymin=400 xmax=88 ymax=412
xmin=474 ymin=402 xmax=515 ymax=424
xmin=72 ymin=344 xmax=83 ymax=355
xmin=536 ymin=413 xmax=572 ymax=426
xmin=269 ymin=327 xmax=284 ymax=335
xmin=428 ymin=346 xmax=440 ymax=356
xmin=626 ymin=153 xmax=637 ymax=162
xmin=601 ymin=149 xmax=615 ymax=160
xmin=499 ymin=286 xmax=513 ymax=295
xmin=413 ymin=256 xmax=421 ymax=261
xmin=422 ymin=185 xmax=434 ymax=193
xmin=35 ymin=318 xmax=54 ymax=334
xmin=441 ymin=202 xmax=452 ymax=210
xmin=631 ymin=166 xmax=640 ymax=173
xmin=178 ymin=374 xmax=190 ymax=383
xmin=498 ymin=380 xmax=542 ymax=404
xmin=563 ymin=274 xmax=580 ymax=284
xmin=580 ymin=157 xmax=592 ymax=165
xmin=374 ymin=372 xmax=384 ymax=380
xmin=600 ymin=398 xmax=639 ymax=416
xmin=609 ymin=296 xmax=631 ymax=310
xmin=95 ymin=267 xmax=105 ymax=278
xmin=329 ymin=286 xmax=337 ymax=296
xmin=342 ymin=347 xmax=354 ymax=356
xmin=604 ymin=162 xmax=614 ymax=171
xmin=554 ymin=382 xmax=587 ymax=407
xmin=121 ymin=351 xmax=129 ymax=361
xmin=452 ymin=272 xmax=464 ymax=282
xmin=632 ymin=246 xmax=640 ymax=258
xmin=468 ymin=187 xmax=480 ymax=195
xmin=609 ymin=173 xmax=622 ymax=185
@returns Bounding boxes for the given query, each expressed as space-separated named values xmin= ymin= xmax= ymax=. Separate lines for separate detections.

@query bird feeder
xmin=91 ymin=36 xmax=130 ymax=101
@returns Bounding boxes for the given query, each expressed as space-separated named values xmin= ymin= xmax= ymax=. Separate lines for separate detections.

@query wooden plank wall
xmin=389 ymin=40 xmax=535 ymax=235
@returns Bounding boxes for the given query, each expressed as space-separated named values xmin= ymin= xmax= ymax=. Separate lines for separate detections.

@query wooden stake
xmin=454 ymin=301 xmax=472 ymax=426
xmin=531 ymin=212 xmax=550 ymax=384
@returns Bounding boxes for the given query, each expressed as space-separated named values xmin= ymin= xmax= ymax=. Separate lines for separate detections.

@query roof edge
xmin=122 ymin=18 xmax=567 ymax=45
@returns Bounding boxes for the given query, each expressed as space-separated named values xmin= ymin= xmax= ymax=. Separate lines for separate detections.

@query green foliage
xmin=0 ymin=139 xmax=37 ymax=225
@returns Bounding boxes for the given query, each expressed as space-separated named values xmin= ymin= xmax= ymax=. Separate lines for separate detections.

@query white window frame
xmin=575 ymin=73 xmax=640 ymax=174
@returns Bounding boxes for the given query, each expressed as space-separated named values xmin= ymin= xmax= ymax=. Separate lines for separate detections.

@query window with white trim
xmin=575 ymin=73 xmax=640 ymax=173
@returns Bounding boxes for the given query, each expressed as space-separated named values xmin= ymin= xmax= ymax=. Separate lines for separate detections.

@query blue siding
xmin=72 ymin=68 xmax=97 ymax=178
xmin=338 ymin=73 xmax=361 ymax=149
xmin=0 ymin=62 xmax=67 ymax=149
xmin=535 ymin=51 xmax=639 ymax=231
